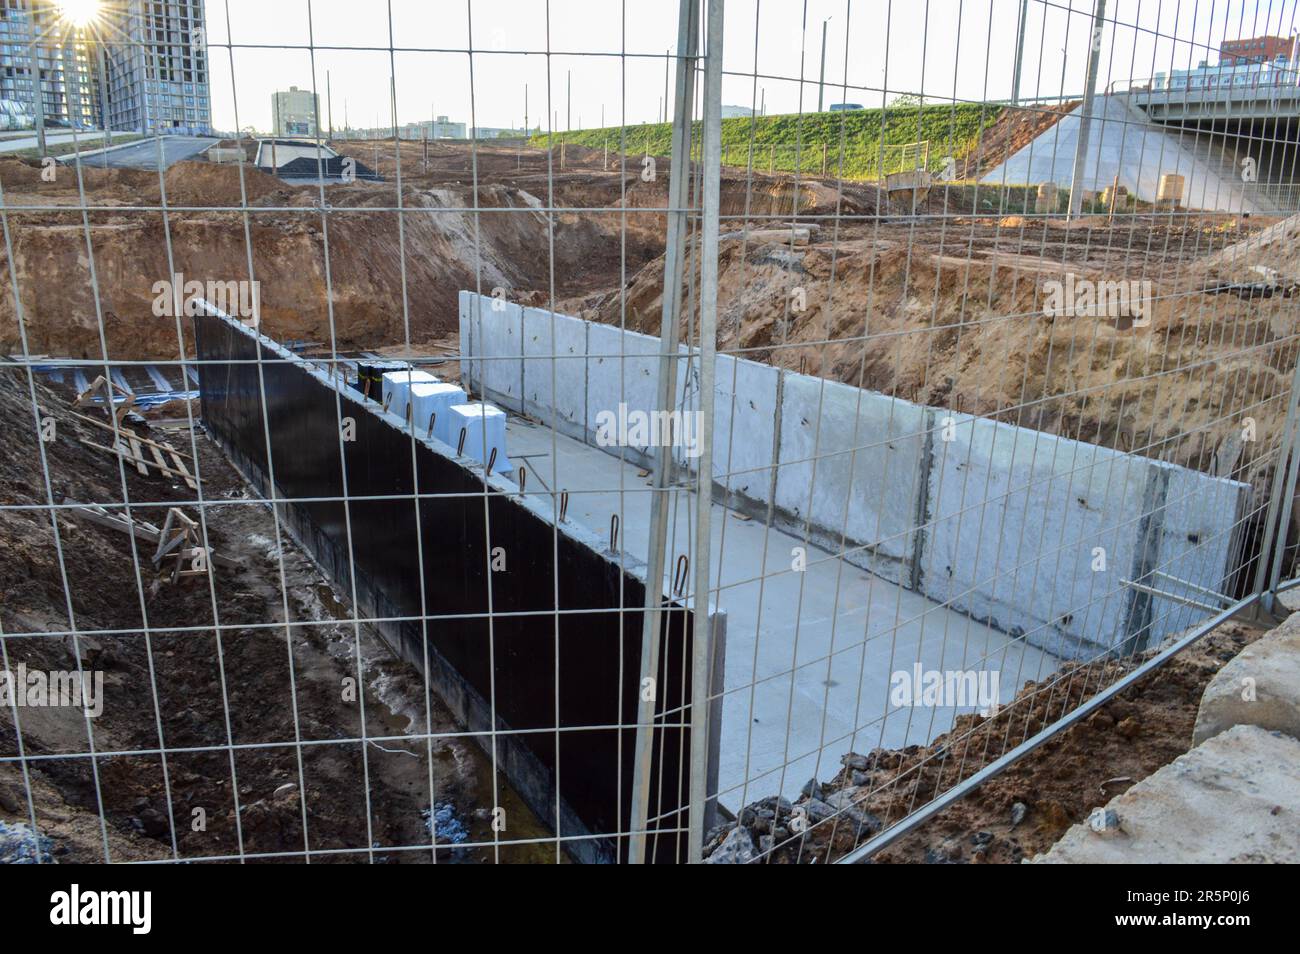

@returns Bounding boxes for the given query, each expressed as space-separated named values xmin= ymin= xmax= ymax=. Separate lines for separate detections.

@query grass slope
xmin=531 ymin=102 xmax=1005 ymax=180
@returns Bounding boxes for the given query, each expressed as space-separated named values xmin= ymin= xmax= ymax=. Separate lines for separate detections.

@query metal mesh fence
xmin=0 ymin=0 xmax=1298 ymax=865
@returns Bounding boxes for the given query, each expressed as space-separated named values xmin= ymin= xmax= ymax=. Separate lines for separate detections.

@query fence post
xmin=689 ymin=0 xmax=724 ymax=865
xmin=629 ymin=0 xmax=700 ymax=866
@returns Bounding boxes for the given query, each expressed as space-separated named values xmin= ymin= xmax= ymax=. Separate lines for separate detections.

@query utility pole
xmin=524 ymin=84 xmax=529 ymax=135
xmin=1011 ymin=0 xmax=1028 ymax=105
xmin=327 ymin=70 xmax=334 ymax=140
xmin=664 ymin=48 xmax=670 ymax=122
xmin=817 ymin=17 xmax=831 ymax=112
xmin=567 ymin=70 xmax=571 ymax=130
xmin=1067 ymin=0 xmax=1107 ymax=220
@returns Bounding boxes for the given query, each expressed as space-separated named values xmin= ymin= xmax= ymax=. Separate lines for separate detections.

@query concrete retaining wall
xmin=459 ymin=293 xmax=1250 ymax=658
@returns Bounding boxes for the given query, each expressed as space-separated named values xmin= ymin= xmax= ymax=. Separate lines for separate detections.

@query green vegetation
xmin=530 ymin=103 xmax=1005 ymax=180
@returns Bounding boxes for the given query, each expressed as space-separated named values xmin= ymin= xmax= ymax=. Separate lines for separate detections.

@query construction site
xmin=1 ymin=0 xmax=1298 ymax=879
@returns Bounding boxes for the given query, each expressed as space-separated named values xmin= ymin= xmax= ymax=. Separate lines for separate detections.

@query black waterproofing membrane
xmin=193 ymin=311 xmax=695 ymax=863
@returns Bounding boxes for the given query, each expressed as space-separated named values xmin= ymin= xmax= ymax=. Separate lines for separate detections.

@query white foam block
xmin=381 ymin=369 xmax=440 ymax=416
xmin=409 ymin=382 xmax=467 ymax=444
xmin=448 ymin=402 xmax=511 ymax=473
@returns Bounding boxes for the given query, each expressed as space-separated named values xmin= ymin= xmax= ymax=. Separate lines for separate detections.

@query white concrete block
xmin=922 ymin=415 xmax=1149 ymax=655
xmin=458 ymin=290 xmax=473 ymax=388
xmin=1147 ymin=464 xmax=1249 ymax=642
xmin=522 ymin=306 xmax=587 ymax=430
xmin=697 ymin=355 xmax=779 ymax=502
xmin=479 ymin=300 xmax=523 ymax=408
xmin=776 ymin=374 xmax=929 ymax=572
xmin=409 ymin=382 xmax=467 ymax=446
xmin=585 ymin=322 xmax=663 ymax=454
xmin=381 ymin=369 xmax=439 ymax=418
xmin=448 ymin=402 xmax=512 ymax=473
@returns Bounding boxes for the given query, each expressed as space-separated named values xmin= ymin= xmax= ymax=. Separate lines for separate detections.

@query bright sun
xmin=54 ymin=0 xmax=103 ymax=28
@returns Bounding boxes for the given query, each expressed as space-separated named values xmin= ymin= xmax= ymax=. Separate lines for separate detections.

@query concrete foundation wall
xmin=459 ymin=294 xmax=1249 ymax=657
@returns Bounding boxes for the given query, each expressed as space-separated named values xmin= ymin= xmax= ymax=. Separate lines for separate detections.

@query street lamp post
xmin=817 ymin=17 xmax=831 ymax=112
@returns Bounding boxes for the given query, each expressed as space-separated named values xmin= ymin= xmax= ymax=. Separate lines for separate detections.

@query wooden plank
xmin=81 ymin=437 xmax=194 ymax=482
xmin=64 ymin=410 xmax=195 ymax=460
xmin=165 ymin=445 xmax=199 ymax=490
xmin=126 ymin=436 xmax=150 ymax=477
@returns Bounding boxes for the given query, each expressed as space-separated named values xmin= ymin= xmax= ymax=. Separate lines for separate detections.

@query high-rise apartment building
xmin=103 ymin=0 xmax=211 ymax=134
xmin=0 ymin=0 xmax=211 ymax=135
xmin=0 ymin=0 xmax=101 ymax=127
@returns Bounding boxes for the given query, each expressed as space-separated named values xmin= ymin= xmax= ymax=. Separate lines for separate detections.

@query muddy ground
xmin=0 ymin=368 xmax=555 ymax=862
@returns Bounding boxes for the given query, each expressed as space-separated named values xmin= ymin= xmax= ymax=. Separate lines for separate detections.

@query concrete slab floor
xmin=505 ymin=418 xmax=1061 ymax=811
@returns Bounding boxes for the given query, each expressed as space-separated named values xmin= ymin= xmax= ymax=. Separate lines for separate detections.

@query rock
xmin=272 ymin=782 xmax=298 ymax=801
xmin=138 ymin=807 xmax=169 ymax=838
xmin=841 ymin=752 xmax=870 ymax=772
xmin=823 ymin=790 xmax=882 ymax=834
xmin=850 ymin=770 xmax=871 ymax=786
xmin=1193 ymin=617 xmax=1300 ymax=745
xmin=801 ymin=798 xmax=837 ymax=824
xmin=800 ymin=777 xmax=823 ymax=801
xmin=0 ymin=784 xmax=24 ymax=814
xmin=971 ymin=830 xmax=994 ymax=848
xmin=1088 ymin=808 xmax=1121 ymax=834
xmin=705 ymin=825 xmax=757 ymax=864
xmin=925 ymin=836 xmax=964 ymax=863
xmin=1009 ymin=801 xmax=1028 ymax=827
xmin=739 ymin=796 xmax=793 ymax=833
xmin=1116 ymin=716 xmax=1141 ymax=739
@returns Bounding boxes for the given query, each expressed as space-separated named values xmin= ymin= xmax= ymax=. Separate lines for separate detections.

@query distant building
xmin=397 ymin=115 xmax=466 ymax=140
xmin=469 ymin=124 xmax=527 ymax=139
xmin=272 ymin=86 xmax=319 ymax=138
xmin=1220 ymin=34 xmax=1296 ymax=66
xmin=104 ymin=0 xmax=213 ymax=134
xmin=721 ymin=104 xmax=754 ymax=118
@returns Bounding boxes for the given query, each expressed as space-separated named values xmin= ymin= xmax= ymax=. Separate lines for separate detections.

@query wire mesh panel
xmin=0 ymin=0 xmax=1298 ymax=867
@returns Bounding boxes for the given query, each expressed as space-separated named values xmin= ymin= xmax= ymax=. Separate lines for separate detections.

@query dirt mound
xmin=1194 ymin=212 xmax=1300 ymax=281
xmin=160 ymin=160 xmax=283 ymax=207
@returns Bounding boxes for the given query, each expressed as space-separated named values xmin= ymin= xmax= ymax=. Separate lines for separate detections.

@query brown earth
xmin=0 ymin=367 xmax=554 ymax=862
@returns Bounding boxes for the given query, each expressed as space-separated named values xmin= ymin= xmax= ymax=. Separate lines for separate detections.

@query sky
xmin=199 ymin=0 xmax=1300 ymax=135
